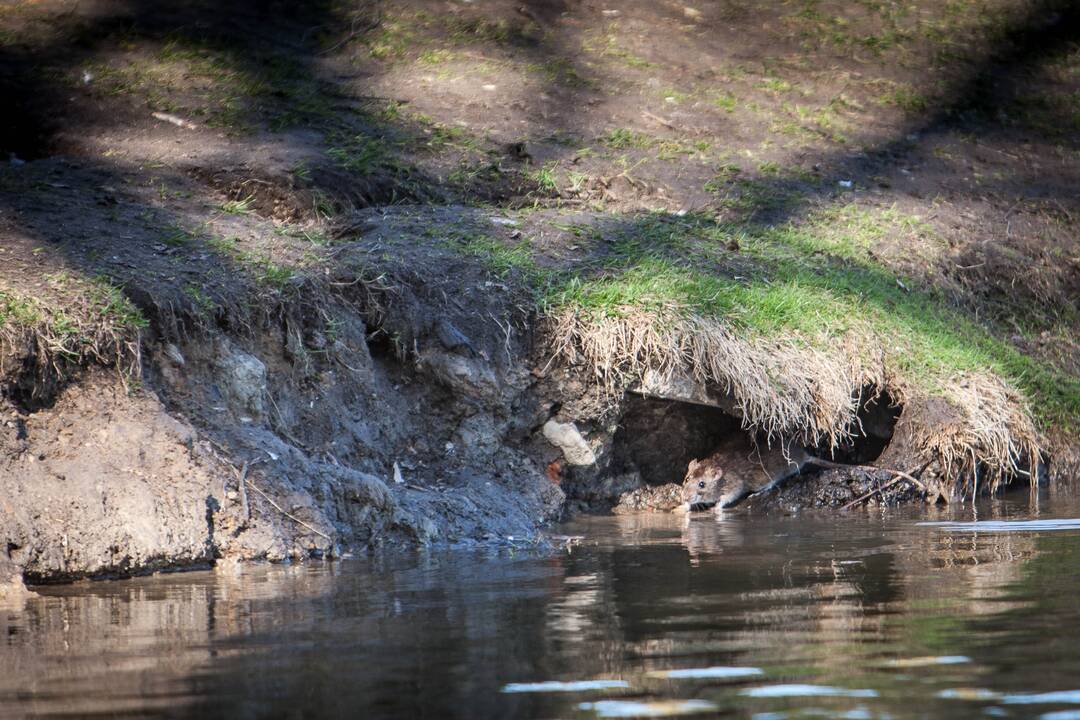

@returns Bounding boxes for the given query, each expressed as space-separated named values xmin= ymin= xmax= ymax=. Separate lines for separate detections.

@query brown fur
xmin=681 ymin=435 xmax=814 ymax=510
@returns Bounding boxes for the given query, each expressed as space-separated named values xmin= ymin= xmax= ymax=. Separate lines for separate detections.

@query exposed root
xmin=839 ymin=470 xmax=928 ymax=511
xmin=0 ymin=285 xmax=144 ymax=407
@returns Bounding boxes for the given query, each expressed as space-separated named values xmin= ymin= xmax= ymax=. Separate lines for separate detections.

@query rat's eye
xmin=698 ymin=481 xmax=706 ymax=489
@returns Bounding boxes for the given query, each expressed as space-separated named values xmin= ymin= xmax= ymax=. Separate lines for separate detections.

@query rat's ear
xmin=687 ymin=459 xmax=700 ymax=472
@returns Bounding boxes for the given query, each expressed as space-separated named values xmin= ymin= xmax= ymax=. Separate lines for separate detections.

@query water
xmin=5 ymin=497 xmax=1080 ymax=719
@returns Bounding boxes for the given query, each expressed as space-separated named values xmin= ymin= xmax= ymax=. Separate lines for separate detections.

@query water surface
xmin=5 ymin=496 xmax=1080 ymax=719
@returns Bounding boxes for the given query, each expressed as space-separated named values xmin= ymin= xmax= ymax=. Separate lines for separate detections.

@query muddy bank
xmin=1 ymin=0 xmax=1077 ymax=586
xmin=0 ymin=161 xmax=1064 ymax=585
xmin=1 ymin=224 xmax=570 ymax=581
xmin=0 ymin=203 xmax=1049 ymax=587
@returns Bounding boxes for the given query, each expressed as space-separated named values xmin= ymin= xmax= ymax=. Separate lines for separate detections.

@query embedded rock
xmin=542 ymin=419 xmax=597 ymax=466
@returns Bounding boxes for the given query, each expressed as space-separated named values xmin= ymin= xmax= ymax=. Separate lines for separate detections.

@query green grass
xmin=162 ymin=226 xmax=196 ymax=247
xmin=531 ymin=163 xmax=559 ymax=193
xmin=759 ymin=77 xmax=794 ymax=93
xmin=417 ymin=48 xmax=456 ymax=65
xmin=89 ymin=278 xmax=149 ymax=330
xmin=221 ymin=194 xmax=255 ymax=215
xmin=1 ymin=277 xmax=147 ymax=360
xmin=713 ymin=92 xmax=738 ymax=113
xmin=526 ymin=59 xmax=592 ymax=89
xmin=326 ymin=133 xmax=389 ymax=174
xmin=601 ymin=129 xmax=711 ymax=161
xmin=878 ymin=83 xmax=929 ymax=113
xmin=184 ymin=283 xmax=218 ymax=315
xmin=602 ymin=128 xmax=653 ymax=150
xmin=534 ymin=210 xmax=1079 ymax=430
xmin=704 ymin=175 xmax=804 ymax=217
xmin=249 ymin=256 xmax=295 ymax=289
xmin=586 ymin=30 xmax=658 ymax=70
xmin=0 ymin=291 xmax=43 ymax=327
xmin=457 ymin=235 xmax=539 ymax=278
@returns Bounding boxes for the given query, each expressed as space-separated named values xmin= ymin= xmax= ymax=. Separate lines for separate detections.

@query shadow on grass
xmin=0 ymin=0 xmax=1076 ymax=425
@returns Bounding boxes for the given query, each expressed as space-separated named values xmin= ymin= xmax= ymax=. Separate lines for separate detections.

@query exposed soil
xmin=0 ymin=0 xmax=1077 ymax=585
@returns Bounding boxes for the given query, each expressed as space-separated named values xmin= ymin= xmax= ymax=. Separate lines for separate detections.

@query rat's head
xmin=682 ymin=457 xmax=749 ymax=510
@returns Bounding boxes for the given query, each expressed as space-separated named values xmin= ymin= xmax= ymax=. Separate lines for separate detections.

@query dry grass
xmin=547 ymin=306 xmax=1044 ymax=497
xmin=0 ymin=283 xmax=145 ymax=401
xmin=912 ymin=373 xmax=1042 ymax=497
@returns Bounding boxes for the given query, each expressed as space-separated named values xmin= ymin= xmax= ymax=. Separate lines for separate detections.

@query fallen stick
xmin=238 ymin=461 xmax=250 ymax=522
xmin=245 ymin=478 xmax=333 ymax=542
xmin=151 ymin=112 xmax=198 ymax=130
xmin=641 ymin=110 xmax=676 ymax=130
xmin=839 ymin=469 xmax=927 ymax=511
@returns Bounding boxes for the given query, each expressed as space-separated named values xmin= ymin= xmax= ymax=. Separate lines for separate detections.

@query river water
xmin=4 ymin=496 xmax=1080 ymax=719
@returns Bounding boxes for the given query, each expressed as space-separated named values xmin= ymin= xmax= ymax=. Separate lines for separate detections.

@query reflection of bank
xmin=0 ymin=561 xmax=354 ymax=717
xmin=0 ymin=554 xmax=574 ymax=719
xmin=672 ymin=509 xmax=1041 ymax=684
xmin=899 ymin=520 xmax=1037 ymax=617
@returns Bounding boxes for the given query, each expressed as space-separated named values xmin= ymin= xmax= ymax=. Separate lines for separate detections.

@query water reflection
xmin=2 ymin=497 xmax=1080 ymax=718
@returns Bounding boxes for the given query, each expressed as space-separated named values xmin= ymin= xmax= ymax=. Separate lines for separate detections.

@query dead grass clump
xmin=0 ymin=285 xmax=145 ymax=405
xmin=548 ymin=307 xmax=1044 ymax=495
xmin=909 ymin=373 xmax=1043 ymax=497
xmin=547 ymin=307 xmax=887 ymax=449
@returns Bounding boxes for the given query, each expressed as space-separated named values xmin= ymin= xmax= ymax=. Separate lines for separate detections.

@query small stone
xmin=435 ymin=318 xmax=475 ymax=355
xmin=542 ymin=420 xmax=596 ymax=466
xmin=164 ymin=343 xmax=185 ymax=366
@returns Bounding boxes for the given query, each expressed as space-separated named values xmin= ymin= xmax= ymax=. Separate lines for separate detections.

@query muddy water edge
xmin=4 ymin=494 xmax=1080 ymax=718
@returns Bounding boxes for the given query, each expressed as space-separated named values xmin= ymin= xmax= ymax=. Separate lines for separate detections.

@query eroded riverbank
xmin=2 ymin=0 xmax=1078 ymax=586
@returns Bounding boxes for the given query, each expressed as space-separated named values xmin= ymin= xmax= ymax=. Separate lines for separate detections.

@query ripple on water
xmin=936 ymin=688 xmax=1001 ymax=701
xmin=1002 ymin=690 xmax=1080 ymax=704
xmin=884 ymin=655 xmax=971 ymax=668
xmin=646 ymin=666 xmax=764 ymax=680
xmin=740 ymin=685 xmax=879 ymax=699
xmin=749 ymin=707 xmax=874 ymax=720
xmin=501 ymin=680 xmax=629 ymax=693
xmin=577 ymin=699 xmax=718 ymax=717
xmin=936 ymin=689 xmax=1080 ymax=705
xmin=919 ymin=519 xmax=1080 ymax=533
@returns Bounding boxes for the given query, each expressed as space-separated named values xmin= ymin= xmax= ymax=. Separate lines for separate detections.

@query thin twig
xmin=238 ymin=461 xmax=250 ymax=522
xmin=245 ymin=478 xmax=333 ymax=542
xmin=840 ymin=470 xmax=927 ymax=511
xmin=641 ymin=110 xmax=675 ymax=130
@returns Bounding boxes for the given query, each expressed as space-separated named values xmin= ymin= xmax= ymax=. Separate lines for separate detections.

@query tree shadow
xmin=0 ymin=0 xmax=1076 ymax=410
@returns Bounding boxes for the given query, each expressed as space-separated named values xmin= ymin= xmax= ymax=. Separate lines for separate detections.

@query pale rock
xmin=542 ymin=420 xmax=596 ymax=466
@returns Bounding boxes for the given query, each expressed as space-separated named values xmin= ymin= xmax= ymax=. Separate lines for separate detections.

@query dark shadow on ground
xmin=0 ymin=0 xmax=1076 ymax=407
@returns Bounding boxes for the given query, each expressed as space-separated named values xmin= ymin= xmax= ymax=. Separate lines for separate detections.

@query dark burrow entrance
xmin=608 ymin=395 xmax=745 ymax=489
xmin=814 ymin=387 xmax=903 ymax=465
xmin=602 ymin=387 xmax=903 ymax=508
